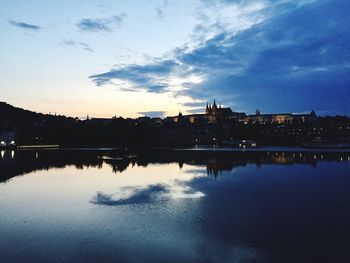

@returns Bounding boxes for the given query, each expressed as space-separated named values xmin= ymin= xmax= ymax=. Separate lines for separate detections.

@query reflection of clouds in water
xmin=224 ymin=246 xmax=258 ymax=263
xmin=92 ymin=185 xmax=168 ymax=206
xmin=92 ymin=176 xmax=205 ymax=206
xmin=183 ymin=168 xmax=207 ymax=174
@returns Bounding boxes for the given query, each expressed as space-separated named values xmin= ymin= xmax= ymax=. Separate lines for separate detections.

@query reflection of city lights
xmin=11 ymin=151 xmax=15 ymax=159
xmin=36 ymin=152 xmax=39 ymax=159
xmin=0 ymin=151 xmax=4 ymax=159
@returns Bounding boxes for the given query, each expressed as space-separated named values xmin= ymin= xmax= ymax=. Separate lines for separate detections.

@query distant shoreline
xmin=3 ymin=145 xmax=350 ymax=153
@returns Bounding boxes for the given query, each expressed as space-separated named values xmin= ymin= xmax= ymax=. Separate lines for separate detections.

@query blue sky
xmin=1 ymin=0 xmax=349 ymax=117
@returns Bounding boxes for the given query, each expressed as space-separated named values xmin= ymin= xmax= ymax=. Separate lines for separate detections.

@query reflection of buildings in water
xmin=103 ymin=159 xmax=134 ymax=174
xmin=0 ymin=150 xmax=15 ymax=163
xmin=0 ymin=150 xmax=350 ymax=183
xmin=201 ymin=152 xmax=349 ymax=178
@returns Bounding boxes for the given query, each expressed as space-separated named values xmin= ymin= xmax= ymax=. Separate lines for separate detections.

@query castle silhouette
xmin=166 ymin=100 xmax=316 ymax=124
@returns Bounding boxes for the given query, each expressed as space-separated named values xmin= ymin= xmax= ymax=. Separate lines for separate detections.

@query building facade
xmin=241 ymin=109 xmax=317 ymax=124
xmin=167 ymin=100 xmax=246 ymax=124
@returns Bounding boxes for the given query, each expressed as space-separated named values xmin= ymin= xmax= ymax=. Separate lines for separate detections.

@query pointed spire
xmin=213 ymin=99 xmax=216 ymax=107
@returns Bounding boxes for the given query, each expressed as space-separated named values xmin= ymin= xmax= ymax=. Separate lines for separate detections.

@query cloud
xmin=181 ymin=101 xmax=206 ymax=107
xmin=8 ymin=20 xmax=41 ymax=30
xmin=91 ymin=180 xmax=204 ymax=207
xmin=138 ymin=111 xmax=167 ymax=118
xmin=90 ymin=0 xmax=350 ymax=115
xmin=77 ymin=14 xmax=126 ymax=32
xmin=62 ymin=39 xmax=94 ymax=52
xmin=90 ymin=60 xmax=180 ymax=90
xmin=155 ymin=0 xmax=169 ymax=20
xmin=186 ymin=108 xmax=205 ymax=114
xmin=91 ymin=185 xmax=169 ymax=206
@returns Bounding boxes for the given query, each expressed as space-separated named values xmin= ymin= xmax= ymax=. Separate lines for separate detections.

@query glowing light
xmin=11 ymin=151 xmax=15 ymax=159
xmin=0 ymin=151 xmax=4 ymax=159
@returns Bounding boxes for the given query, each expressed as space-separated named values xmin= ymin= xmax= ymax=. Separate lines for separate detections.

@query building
xmin=167 ymin=100 xmax=246 ymax=124
xmin=241 ymin=109 xmax=317 ymax=124
xmin=0 ymin=131 xmax=16 ymax=147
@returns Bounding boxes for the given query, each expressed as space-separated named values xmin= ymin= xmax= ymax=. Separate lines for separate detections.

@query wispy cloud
xmin=138 ymin=111 xmax=167 ymax=118
xmin=77 ymin=14 xmax=126 ymax=32
xmin=186 ymin=108 xmax=205 ymax=114
xmin=181 ymin=101 xmax=206 ymax=107
xmin=62 ymin=39 xmax=94 ymax=52
xmin=155 ymin=0 xmax=169 ymax=20
xmin=8 ymin=20 xmax=41 ymax=30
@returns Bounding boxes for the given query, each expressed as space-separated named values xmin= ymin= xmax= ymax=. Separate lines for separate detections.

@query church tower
xmin=213 ymin=99 xmax=217 ymax=110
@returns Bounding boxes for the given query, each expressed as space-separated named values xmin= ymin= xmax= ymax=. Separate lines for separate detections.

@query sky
xmin=1 ymin=0 xmax=349 ymax=118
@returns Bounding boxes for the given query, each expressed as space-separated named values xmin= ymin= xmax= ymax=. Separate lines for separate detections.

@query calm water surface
xmin=1 ymin=149 xmax=350 ymax=263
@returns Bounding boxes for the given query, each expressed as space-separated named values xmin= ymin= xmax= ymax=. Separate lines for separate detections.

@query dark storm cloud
xmin=90 ymin=0 xmax=350 ymax=115
xmin=77 ymin=14 xmax=126 ymax=32
xmin=8 ymin=20 xmax=41 ymax=30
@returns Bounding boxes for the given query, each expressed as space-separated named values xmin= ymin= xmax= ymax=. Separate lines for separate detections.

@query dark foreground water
xmin=1 ymin=149 xmax=350 ymax=263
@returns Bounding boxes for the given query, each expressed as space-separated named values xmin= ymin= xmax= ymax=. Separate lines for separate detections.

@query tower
xmin=213 ymin=99 xmax=217 ymax=109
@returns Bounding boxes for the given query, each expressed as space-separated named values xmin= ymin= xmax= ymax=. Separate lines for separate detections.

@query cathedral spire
xmin=212 ymin=99 xmax=217 ymax=110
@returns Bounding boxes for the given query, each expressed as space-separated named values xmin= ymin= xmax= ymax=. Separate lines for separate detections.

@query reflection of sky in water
xmin=1 ymin=160 xmax=350 ymax=262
